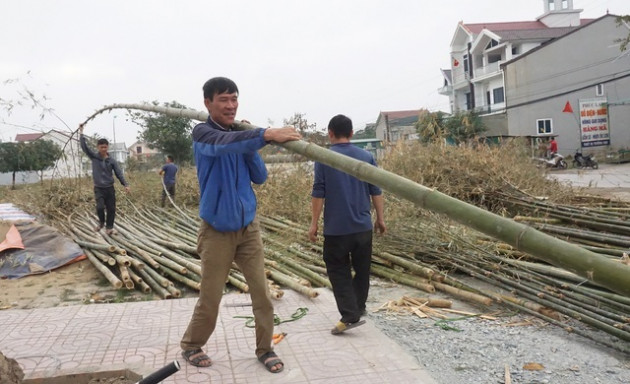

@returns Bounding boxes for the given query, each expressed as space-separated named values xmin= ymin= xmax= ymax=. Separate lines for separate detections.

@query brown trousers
xmin=180 ymin=217 xmax=274 ymax=358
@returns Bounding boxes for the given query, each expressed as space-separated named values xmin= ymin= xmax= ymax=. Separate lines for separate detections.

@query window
xmin=561 ymin=0 xmax=568 ymax=9
xmin=488 ymin=54 xmax=502 ymax=64
xmin=596 ymin=83 xmax=604 ymax=96
xmin=511 ymin=45 xmax=520 ymax=55
xmin=548 ymin=0 xmax=555 ymax=11
xmin=136 ymin=146 xmax=142 ymax=154
xmin=463 ymin=54 xmax=469 ymax=73
xmin=465 ymin=93 xmax=472 ymax=110
xmin=537 ymin=119 xmax=553 ymax=134
xmin=485 ymin=39 xmax=499 ymax=49
xmin=493 ymin=87 xmax=505 ymax=104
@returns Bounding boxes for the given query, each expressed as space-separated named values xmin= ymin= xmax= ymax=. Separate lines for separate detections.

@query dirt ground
xmin=0 ymin=259 xmax=172 ymax=310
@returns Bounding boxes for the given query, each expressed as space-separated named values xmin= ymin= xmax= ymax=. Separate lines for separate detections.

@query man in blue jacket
xmin=180 ymin=77 xmax=301 ymax=373
xmin=78 ymin=124 xmax=130 ymax=235
xmin=309 ymin=114 xmax=386 ymax=335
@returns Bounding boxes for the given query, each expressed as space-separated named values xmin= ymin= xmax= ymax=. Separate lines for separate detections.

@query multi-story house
xmin=439 ymin=0 xmax=614 ymax=145
xmin=503 ymin=14 xmax=630 ymax=155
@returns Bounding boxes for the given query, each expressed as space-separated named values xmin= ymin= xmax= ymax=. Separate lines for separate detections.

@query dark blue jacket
xmin=193 ymin=118 xmax=268 ymax=232
xmin=312 ymin=143 xmax=382 ymax=236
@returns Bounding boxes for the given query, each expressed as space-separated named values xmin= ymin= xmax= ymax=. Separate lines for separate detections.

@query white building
xmin=439 ymin=0 xmax=593 ymax=137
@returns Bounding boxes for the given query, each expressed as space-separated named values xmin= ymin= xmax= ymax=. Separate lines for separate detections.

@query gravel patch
xmin=367 ymin=279 xmax=630 ymax=384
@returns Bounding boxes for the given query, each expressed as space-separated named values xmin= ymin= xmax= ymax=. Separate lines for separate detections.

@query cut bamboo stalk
xmin=371 ymin=264 xmax=435 ymax=293
xmin=228 ymin=275 xmax=249 ymax=293
xmin=137 ymin=268 xmax=172 ymax=299
xmin=159 ymin=264 xmax=201 ymax=291
xmin=113 ymin=254 xmax=131 ymax=267
xmin=85 ymin=249 xmax=123 ymax=289
xmin=152 ymin=254 xmax=188 ymax=275
xmin=376 ymin=251 xmax=439 ymax=281
xmin=118 ymin=264 xmax=134 ymax=289
xmin=142 ymin=264 xmax=174 ymax=288
xmin=127 ymin=268 xmax=151 ymax=293
xmin=166 ymin=284 xmax=182 ymax=298
xmin=114 ymin=236 xmax=161 ymax=269
xmin=90 ymin=249 xmax=117 ymax=266
xmin=267 ymin=269 xmax=319 ymax=298
xmin=432 ymin=281 xmax=493 ymax=306
xmin=402 ymin=296 xmax=452 ymax=308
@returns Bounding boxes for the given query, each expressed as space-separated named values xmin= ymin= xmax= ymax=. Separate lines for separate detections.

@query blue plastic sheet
xmin=0 ymin=221 xmax=84 ymax=279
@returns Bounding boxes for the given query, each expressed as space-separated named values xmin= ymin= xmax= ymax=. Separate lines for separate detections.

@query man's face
xmin=97 ymin=144 xmax=108 ymax=157
xmin=205 ymin=91 xmax=238 ymax=127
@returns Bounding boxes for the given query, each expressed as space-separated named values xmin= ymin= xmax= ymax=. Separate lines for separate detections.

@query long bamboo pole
xmin=83 ymin=103 xmax=630 ymax=297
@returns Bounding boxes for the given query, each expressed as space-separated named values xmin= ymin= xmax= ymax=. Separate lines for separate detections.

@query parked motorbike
xmin=573 ymin=150 xmax=599 ymax=169
xmin=536 ymin=152 xmax=568 ymax=169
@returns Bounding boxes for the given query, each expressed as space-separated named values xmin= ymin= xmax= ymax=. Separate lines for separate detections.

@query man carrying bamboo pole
xmin=309 ymin=114 xmax=386 ymax=335
xmin=78 ymin=124 xmax=130 ymax=236
xmin=158 ymin=155 xmax=178 ymax=207
xmin=180 ymin=77 xmax=301 ymax=373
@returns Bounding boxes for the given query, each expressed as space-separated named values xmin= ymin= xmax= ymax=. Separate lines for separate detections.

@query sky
xmin=1 ymin=0 xmax=627 ymax=147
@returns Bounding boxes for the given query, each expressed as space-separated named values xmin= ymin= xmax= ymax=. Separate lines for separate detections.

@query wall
xmin=504 ymin=15 xmax=630 ymax=154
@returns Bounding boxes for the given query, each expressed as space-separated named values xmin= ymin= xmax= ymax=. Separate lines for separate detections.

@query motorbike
xmin=573 ymin=150 xmax=599 ymax=169
xmin=536 ymin=152 xmax=568 ymax=169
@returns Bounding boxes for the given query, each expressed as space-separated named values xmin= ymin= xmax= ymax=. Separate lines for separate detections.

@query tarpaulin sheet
xmin=0 ymin=221 xmax=85 ymax=279
xmin=0 ymin=203 xmax=36 ymax=221
xmin=0 ymin=222 xmax=25 ymax=252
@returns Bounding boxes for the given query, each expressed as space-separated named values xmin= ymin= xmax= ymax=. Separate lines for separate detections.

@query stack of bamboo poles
xmin=56 ymin=200 xmax=630 ymax=353
xmin=57 ymin=207 xmax=324 ymax=301
xmin=371 ymin=212 xmax=630 ymax=353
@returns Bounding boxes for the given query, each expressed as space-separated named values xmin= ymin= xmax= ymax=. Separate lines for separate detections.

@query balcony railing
xmin=475 ymin=61 xmax=500 ymax=77
xmin=438 ymin=85 xmax=453 ymax=95
xmin=474 ymin=102 xmax=506 ymax=115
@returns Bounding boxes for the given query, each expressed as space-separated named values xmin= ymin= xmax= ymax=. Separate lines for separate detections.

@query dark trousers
xmin=323 ymin=230 xmax=373 ymax=323
xmin=94 ymin=186 xmax=116 ymax=229
xmin=161 ymin=184 xmax=176 ymax=207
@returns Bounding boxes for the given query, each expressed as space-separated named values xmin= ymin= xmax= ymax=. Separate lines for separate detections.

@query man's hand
xmin=308 ymin=223 xmax=318 ymax=243
xmin=263 ymin=126 xmax=302 ymax=143
xmin=374 ymin=219 xmax=386 ymax=235
xmin=124 ymin=186 xmax=131 ymax=194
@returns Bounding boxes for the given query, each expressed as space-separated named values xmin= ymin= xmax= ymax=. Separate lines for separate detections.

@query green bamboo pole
xmin=84 ymin=103 xmax=630 ymax=297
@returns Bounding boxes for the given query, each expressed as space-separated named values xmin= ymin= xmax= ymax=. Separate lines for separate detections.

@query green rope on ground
xmin=234 ymin=307 xmax=309 ymax=328
xmin=433 ymin=314 xmax=481 ymax=332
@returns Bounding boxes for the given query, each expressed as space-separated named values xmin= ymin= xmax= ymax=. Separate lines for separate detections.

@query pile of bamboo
xmin=56 ymin=196 xmax=629 ymax=353
xmin=58 ymin=208 xmax=324 ymax=301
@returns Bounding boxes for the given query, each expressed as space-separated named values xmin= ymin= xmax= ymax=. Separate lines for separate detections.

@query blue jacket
xmin=193 ymin=118 xmax=268 ymax=232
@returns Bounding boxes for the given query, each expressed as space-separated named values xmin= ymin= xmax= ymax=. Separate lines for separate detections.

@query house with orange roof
xmin=439 ymin=0 xmax=630 ymax=154
xmin=374 ymin=109 xmax=428 ymax=142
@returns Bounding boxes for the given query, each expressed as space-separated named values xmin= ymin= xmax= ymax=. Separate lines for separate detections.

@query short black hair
xmin=328 ymin=114 xmax=353 ymax=138
xmin=203 ymin=77 xmax=239 ymax=100
xmin=166 ymin=155 xmax=174 ymax=162
xmin=97 ymin=138 xmax=109 ymax=146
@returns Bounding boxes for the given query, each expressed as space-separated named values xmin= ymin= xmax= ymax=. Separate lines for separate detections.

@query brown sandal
xmin=258 ymin=351 xmax=284 ymax=373
xmin=181 ymin=348 xmax=212 ymax=367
